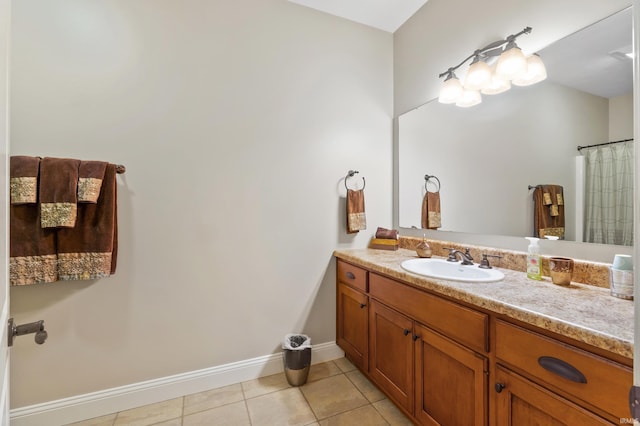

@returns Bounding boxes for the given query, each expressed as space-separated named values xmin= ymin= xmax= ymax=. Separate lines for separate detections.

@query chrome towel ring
xmin=345 ymin=170 xmax=366 ymax=191
xmin=425 ymin=174 xmax=441 ymax=192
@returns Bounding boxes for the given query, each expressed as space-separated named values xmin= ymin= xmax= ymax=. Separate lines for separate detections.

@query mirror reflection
xmin=398 ymin=7 xmax=633 ymax=246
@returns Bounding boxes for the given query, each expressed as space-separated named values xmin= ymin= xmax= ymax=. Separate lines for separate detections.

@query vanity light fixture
xmin=438 ymin=27 xmax=546 ymax=107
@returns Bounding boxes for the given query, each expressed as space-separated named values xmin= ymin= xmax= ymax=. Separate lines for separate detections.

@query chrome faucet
xmin=444 ymin=247 xmax=474 ymax=265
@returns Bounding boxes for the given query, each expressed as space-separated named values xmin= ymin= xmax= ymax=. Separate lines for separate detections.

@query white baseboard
xmin=10 ymin=342 xmax=344 ymax=426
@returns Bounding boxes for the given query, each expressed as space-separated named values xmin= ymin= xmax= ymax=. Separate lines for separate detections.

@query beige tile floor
xmin=66 ymin=358 xmax=414 ymax=426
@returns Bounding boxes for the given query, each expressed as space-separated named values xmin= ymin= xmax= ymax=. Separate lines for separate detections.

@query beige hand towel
xmin=347 ymin=189 xmax=366 ymax=234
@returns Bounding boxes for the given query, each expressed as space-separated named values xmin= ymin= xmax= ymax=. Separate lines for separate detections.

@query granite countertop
xmin=334 ymin=248 xmax=634 ymax=359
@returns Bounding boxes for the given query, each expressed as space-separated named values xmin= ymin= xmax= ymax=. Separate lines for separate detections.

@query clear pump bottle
xmin=525 ymin=237 xmax=542 ymax=280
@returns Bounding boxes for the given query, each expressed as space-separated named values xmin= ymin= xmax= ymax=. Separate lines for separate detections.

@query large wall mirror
xmin=398 ymin=7 xmax=633 ymax=247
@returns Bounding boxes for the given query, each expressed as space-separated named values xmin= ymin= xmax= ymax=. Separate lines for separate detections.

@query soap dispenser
xmin=416 ymin=234 xmax=432 ymax=258
xmin=525 ymin=237 xmax=542 ymax=280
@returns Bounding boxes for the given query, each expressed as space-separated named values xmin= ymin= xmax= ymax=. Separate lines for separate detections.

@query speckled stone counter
xmin=334 ymin=247 xmax=634 ymax=359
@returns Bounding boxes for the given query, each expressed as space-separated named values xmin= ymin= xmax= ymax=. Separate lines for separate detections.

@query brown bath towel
xmin=57 ymin=164 xmax=118 ymax=280
xmin=39 ymin=157 xmax=81 ymax=228
xmin=347 ymin=189 xmax=366 ymax=234
xmin=421 ymin=192 xmax=441 ymax=229
xmin=10 ymin=203 xmax=58 ymax=286
xmin=375 ymin=227 xmax=398 ymax=240
xmin=533 ymin=185 xmax=565 ymax=239
xmin=10 ymin=156 xmax=40 ymax=204
xmin=78 ymin=160 xmax=108 ymax=203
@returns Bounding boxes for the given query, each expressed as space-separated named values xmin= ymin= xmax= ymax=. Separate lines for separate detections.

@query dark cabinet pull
xmin=403 ymin=329 xmax=410 ymax=336
xmin=360 ymin=303 xmax=366 ymax=309
xmin=495 ymin=383 xmax=505 ymax=393
xmin=538 ymin=356 xmax=587 ymax=384
xmin=346 ymin=272 xmax=356 ymax=280
xmin=413 ymin=334 xmax=420 ymax=341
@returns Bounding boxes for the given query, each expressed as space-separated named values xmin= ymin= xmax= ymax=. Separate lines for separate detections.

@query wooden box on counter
xmin=369 ymin=238 xmax=399 ymax=251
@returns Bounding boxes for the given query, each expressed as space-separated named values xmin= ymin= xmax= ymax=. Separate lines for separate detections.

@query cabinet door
xmin=337 ymin=282 xmax=368 ymax=370
xmin=414 ymin=323 xmax=488 ymax=426
xmin=494 ymin=366 xmax=610 ymax=426
xmin=369 ymin=300 xmax=414 ymax=413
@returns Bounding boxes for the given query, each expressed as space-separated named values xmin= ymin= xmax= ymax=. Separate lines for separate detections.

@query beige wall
xmin=9 ymin=0 xmax=393 ymax=407
xmin=610 ymin=93 xmax=634 ymax=141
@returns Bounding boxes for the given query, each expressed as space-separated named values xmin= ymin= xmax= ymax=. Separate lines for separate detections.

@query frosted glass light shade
xmin=481 ymin=66 xmax=511 ymax=95
xmin=512 ymin=54 xmax=547 ymax=86
xmin=455 ymin=89 xmax=481 ymax=107
xmin=464 ymin=60 xmax=492 ymax=90
xmin=438 ymin=76 xmax=464 ymax=104
xmin=495 ymin=45 xmax=527 ymax=79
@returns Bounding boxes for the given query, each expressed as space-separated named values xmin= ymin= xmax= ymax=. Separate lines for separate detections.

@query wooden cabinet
xmin=334 ymin=258 xmax=631 ymax=426
xmin=369 ymin=299 xmax=414 ymax=413
xmin=336 ymin=260 xmax=369 ymax=370
xmin=414 ymin=323 xmax=488 ymax=426
xmin=494 ymin=366 xmax=610 ymax=425
xmin=337 ymin=282 xmax=368 ymax=370
xmin=368 ymin=274 xmax=489 ymax=424
xmin=494 ymin=320 xmax=632 ymax=423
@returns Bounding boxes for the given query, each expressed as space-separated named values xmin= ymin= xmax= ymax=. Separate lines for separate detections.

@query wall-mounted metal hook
xmin=345 ymin=170 xmax=366 ymax=191
xmin=8 ymin=318 xmax=48 ymax=347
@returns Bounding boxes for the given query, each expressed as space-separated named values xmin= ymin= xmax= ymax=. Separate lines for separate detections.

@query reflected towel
xmin=10 ymin=202 xmax=58 ymax=286
xmin=421 ymin=192 xmax=441 ymax=229
xmin=39 ymin=157 xmax=81 ymax=228
xmin=347 ymin=189 xmax=366 ymax=234
xmin=533 ymin=185 xmax=565 ymax=239
xmin=78 ymin=160 xmax=108 ymax=203
xmin=10 ymin=156 xmax=40 ymax=205
xmin=57 ymin=164 xmax=118 ymax=280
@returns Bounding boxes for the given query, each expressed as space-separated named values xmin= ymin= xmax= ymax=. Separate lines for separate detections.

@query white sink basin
xmin=401 ymin=258 xmax=504 ymax=283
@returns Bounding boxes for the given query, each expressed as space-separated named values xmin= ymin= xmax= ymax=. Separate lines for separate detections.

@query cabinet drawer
xmin=337 ymin=260 xmax=368 ymax=292
xmin=369 ymin=273 xmax=488 ymax=353
xmin=495 ymin=320 xmax=632 ymax=420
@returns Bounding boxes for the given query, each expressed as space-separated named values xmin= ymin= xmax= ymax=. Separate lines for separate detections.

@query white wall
xmin=9 ymin=0 xmax=393 ymax=407
xmin=393 ymin=0 xmax=633 ymax=261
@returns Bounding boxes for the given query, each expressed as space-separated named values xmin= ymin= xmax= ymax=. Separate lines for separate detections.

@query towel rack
xmin=345 ymin=170 xmax=365 ymax=191
xmin=115 ymin=164 xmax=126 ymax=174
xmin=425 ymin=174 xmax=441 ymax=192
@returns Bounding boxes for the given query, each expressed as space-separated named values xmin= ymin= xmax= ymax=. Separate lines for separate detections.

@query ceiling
xmin=540 ymin=7 xmax=632 ymax=99
xmin=288 ymin=2 xmax=631 ymax=99
xmin=288 ymin=0 xmax=428 ymax=33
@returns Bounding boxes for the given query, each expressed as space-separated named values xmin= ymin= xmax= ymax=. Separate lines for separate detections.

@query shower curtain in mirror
xmin=583 ymin=141 xmax=634 ymax=246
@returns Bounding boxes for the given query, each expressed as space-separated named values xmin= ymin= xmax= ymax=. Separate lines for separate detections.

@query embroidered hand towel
xmin=533 ymin=185 xmax=565 ymax=239
xmin=10 ymin=156 xmax=40 ymax=204
xmin=347 ymin=189 xmax=366 ymax=234
xmin=57 ymin=164 xmax=118 ymax=280
xmin=39 ymin=157 xmax=81 ymax=228
xmin=10 ymin=202 xmax=57 ymax=286
xmin=421 ymin=192 xmax=441 ymax=229
xmin=78 ymin=160 xmax=108 ymax=203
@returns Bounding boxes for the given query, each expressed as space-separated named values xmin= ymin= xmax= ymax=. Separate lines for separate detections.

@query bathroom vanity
xmin=335 ymin=247 xmax=632 ymax=425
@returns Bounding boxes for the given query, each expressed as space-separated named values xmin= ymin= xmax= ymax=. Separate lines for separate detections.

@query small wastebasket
xmin=282 ymin=334 xmax=312 ymax=386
